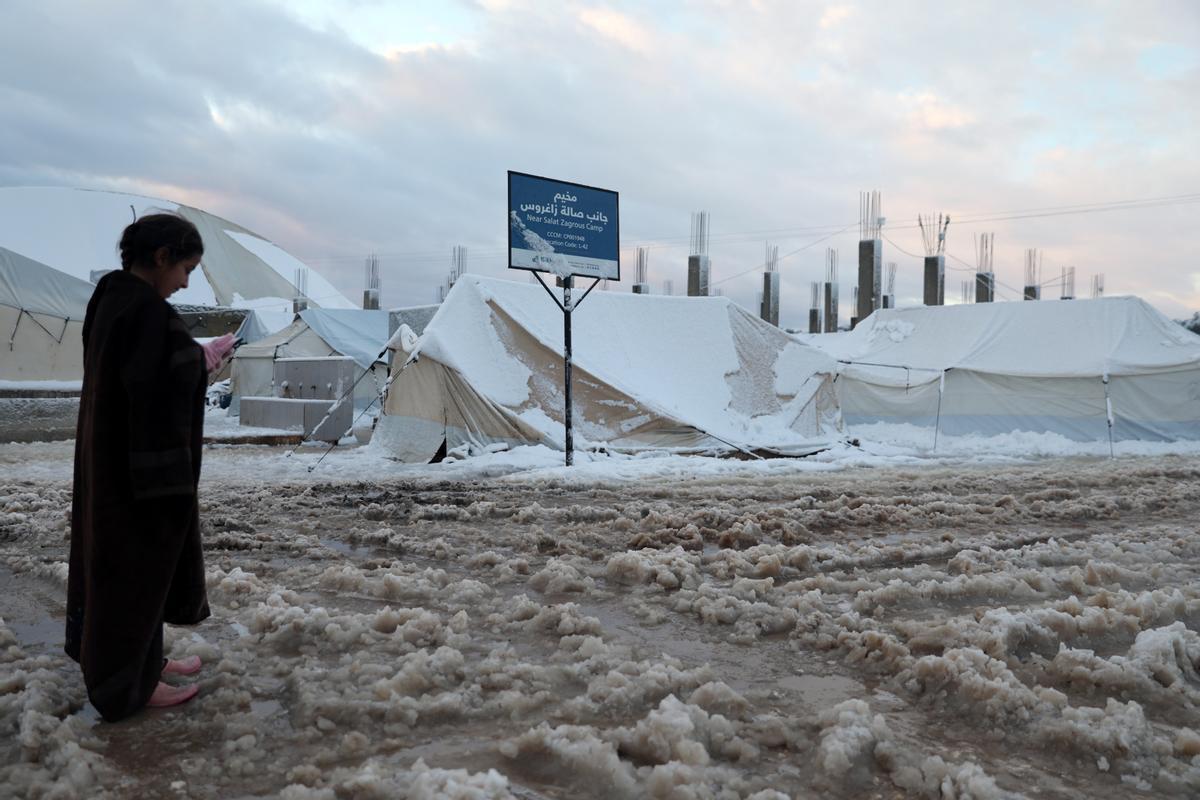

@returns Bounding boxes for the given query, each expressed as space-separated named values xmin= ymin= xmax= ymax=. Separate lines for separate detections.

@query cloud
xmin=818 ymin=5 xmax=854 ymax=29
xmin=577 ymin=7 xmax=653 ymax=53
xmin=899 ymin=90 xmax=976 ymax=131
xmin=0 ymin=0 xmax=1197 ymax=323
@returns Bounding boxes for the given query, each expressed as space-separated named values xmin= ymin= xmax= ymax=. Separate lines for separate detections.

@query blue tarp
xmin=298 ymin=308 xmax=389 ymax=370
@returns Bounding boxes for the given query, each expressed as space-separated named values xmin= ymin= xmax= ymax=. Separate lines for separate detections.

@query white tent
xmin=0 ymin=246 xmax=94 ymax=383
xmin=0 ymin=187 xmax=354 ymax=310
xmin=374 ymin=275 xmax=841 ymax=462
xmin=812 ymin=297 xmax=1200 ymax=441
xmin=0 ymin=186 xmax=353 ymax=383
xmin=230 ymin=308 xmax=390 ymax=412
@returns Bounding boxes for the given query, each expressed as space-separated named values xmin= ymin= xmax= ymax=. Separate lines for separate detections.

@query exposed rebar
xmin=689 ymin=212 xmax=710 ymax=256
xmin=860 ymin=191 xmax=883 ymax=241
xmin=636 ymin=247 xmax=649 ymax=283
xmin=1061 ymin=266 xmax=1076 ymax=300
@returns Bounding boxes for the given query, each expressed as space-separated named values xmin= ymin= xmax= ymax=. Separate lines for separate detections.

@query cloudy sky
xmin=2 ymin=1 xmax=1198 ymax=327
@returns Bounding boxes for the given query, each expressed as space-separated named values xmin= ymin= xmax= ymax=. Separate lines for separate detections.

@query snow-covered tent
xmin=231 ymin=308 xmax=390 ymax=412
xmin=0 ymin=186 xmax=353 ymax=383
xmin=0 ymin=187 xmax=355 ymax=310
xmin=375 ymin=275 xmax=841 ymax=462
xmin=0 ymin=246 xmax=94 ymax=383
xmin=814 ymin=297 xmax=1200 ymax=441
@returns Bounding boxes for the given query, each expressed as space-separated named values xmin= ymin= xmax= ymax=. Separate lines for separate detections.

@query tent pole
xmin=1103 ymin=372 xmax=1114 ymax=459
xmin=933 ymin=370 xmax=945 ymax=452
xmin=20 ymin=309 xmax=64 ymax=341
xmin=8 ymin=309 xmax=22 ymax=350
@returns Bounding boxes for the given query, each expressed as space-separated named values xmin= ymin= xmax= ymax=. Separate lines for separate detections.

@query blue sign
xmin=508 ymin=171 xmax=620 ymax=280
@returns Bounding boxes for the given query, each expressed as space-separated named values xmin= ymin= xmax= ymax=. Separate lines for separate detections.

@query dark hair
xmin=118 ymin=213 xmax=204 ymax=271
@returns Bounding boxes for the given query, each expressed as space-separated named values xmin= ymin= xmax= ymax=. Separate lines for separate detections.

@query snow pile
xmin=279 ymin=757 xmax=512 ymax=799
xmin=1047 ymin=622 xmax=1200 ymax=705
xmin=886 ymin=755 xmax=1012 ymax=799
xmin=871 ymin=319 xmax=916 ymax=345
xmin=614 ymin=694 xmax=757 ymax=766
xmin=606 ymin=547 xmax=702 ymax=591
xmin=815 ymin=699 xmax=891 ymax=779
xmin=0 ymin=619 xmax=113 ymax=799
xmin=500 ymin=723 xmax=639 ymax=798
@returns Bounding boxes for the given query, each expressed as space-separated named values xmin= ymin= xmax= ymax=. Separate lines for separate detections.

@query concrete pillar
xmin=808 ymin=308 xmax=820 ymax=334
xmin=975 ymin=273 xmax=995 ymax=303
xmin=362 ymin=289 xmax=380 ymax=310
xmin=923 ymin=255 xmax=945 ymax=306
xmin=822 ymin=282 xmax=839 ymax=333
xmin=760 ymin=272 xmax=780 ymax=326
xmin=632 ymin=283 xmax=650 ymax=295
xmin=687 ymin=255 xmax=711 ymax=296
xmin=857 ymin=239 xmax=881 ymax=322
xmin=1024 ymin=285 xmax=1040 ymax=301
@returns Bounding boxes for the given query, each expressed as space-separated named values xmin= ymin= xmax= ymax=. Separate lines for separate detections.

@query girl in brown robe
xmin=66 ymin=214 xmax=234 ymax=722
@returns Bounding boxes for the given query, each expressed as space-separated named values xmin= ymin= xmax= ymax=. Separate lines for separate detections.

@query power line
xmin=893 ymin=191 xmax=1200 ymax=227
xmin=883 ymin=233 xmax=1025 ymax=301
xmin=294 ymin=190 xmax=1200 ymax=277
xmin=944 ymin=251 xmax=1024 ymax=299
xmin=296 ymin=221 xmax=857 ymax=264
xmin=712 ymin=222 xmax=858 ymax=287
xmin=884 ymin=194 xmax=1200 ymax=236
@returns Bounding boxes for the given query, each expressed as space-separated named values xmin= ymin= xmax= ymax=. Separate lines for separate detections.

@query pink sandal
xmin=147 ymin=681 xmax=199 ymax=708
xmin=162 ymin=656 xmax=202 ymax=676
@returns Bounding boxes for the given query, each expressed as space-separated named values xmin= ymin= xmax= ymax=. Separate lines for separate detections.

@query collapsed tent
xmin=375 ymin=275 xmax=841 ymax=461
xmin=812 ymin=297 xmax=1200 ymax=441
xmin=0 ymin=246 xmax=95 ymax=382
xmin=230 ymin=308 xmax=390 ymax=412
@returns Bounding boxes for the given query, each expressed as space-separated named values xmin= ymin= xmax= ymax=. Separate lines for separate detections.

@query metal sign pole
xmin=563 ymin=276 xmax=574 ymax=466
xmin=530 ymin=272 xmax=597 ymax=467
xmin=509 ymin=172 xmax=618 ymax=466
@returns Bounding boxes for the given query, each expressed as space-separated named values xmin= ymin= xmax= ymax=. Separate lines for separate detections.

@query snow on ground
xmin=2 ymin=430 xmax=1200 ymax=798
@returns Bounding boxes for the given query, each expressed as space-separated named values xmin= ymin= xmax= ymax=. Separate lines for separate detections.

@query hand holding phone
xmin=202 ymin=334 xmax=239 ymax=372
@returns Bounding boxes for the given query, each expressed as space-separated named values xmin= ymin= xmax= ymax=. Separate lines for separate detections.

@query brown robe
xmin=65 ymin=270 xmax=210 ymax=722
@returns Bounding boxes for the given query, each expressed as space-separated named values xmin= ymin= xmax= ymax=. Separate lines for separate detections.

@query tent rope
xmin=293 ymin=342 xmax=413 ymax=470
xmin=933 ymin=370 xmax=946 ymax=452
